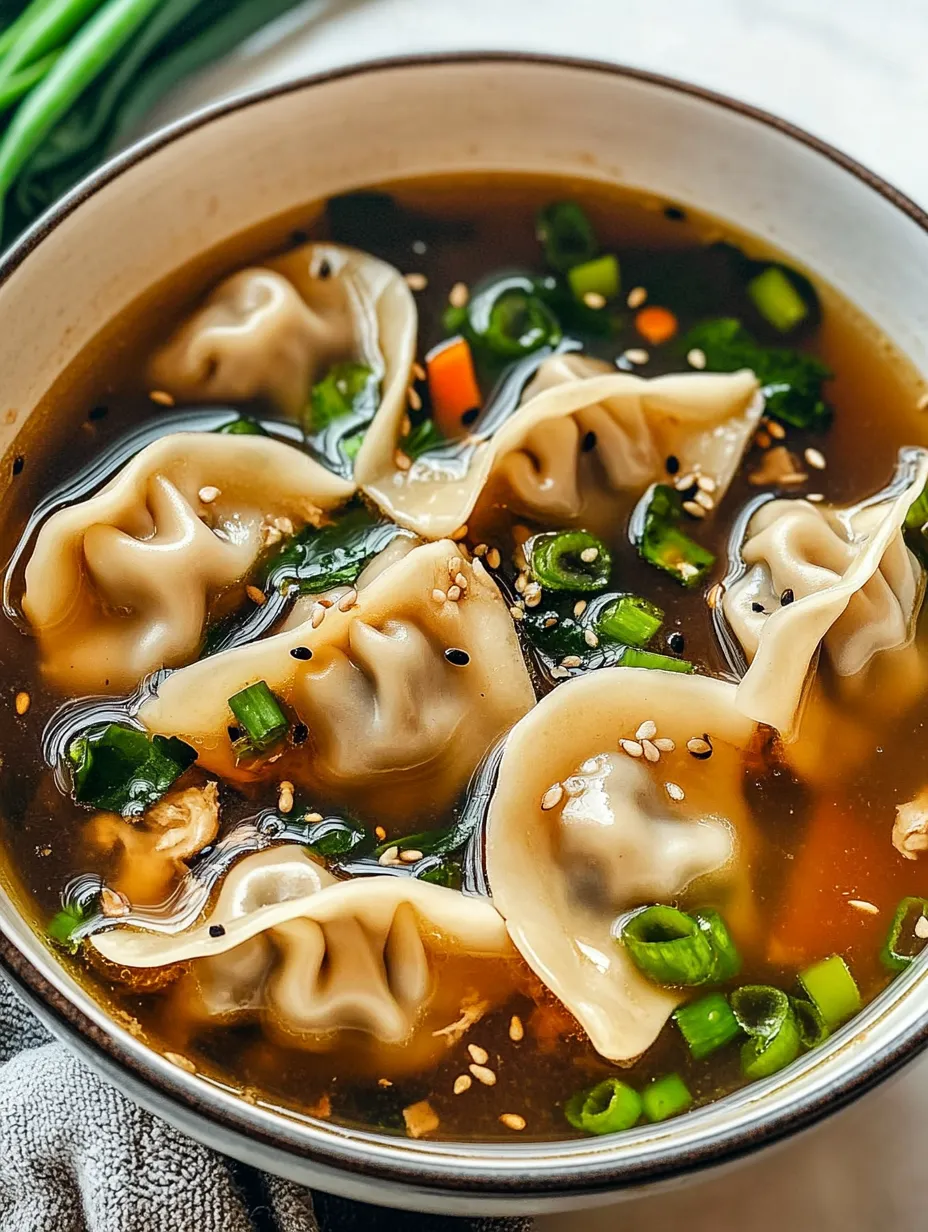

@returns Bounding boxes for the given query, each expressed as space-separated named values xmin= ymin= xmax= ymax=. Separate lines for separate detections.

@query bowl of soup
xmin=1 ymin=53 xmax=928 ymax=1216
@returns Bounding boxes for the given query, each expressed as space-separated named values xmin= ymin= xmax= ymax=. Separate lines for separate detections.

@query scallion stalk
xmin=673 ymin=992 xmax=741 ymax=1060
xmin=596 ymin=594 xmax=663 ymax=647
xmin=228 ymin=681 xmax=288 ymax=752
xmin=527 ymin=529 xmax=611 ymax=592
xmin=641 ymin=1073 xmax=693 ymax=1122
xmin=536 ymin=200 xmax=598 ymax=272
xmin=567 ymin=253 xmax=620 ymax=302
xmin=306 ymin=361 xmax=376 ymax=434
xmin=731 ymin=984 xmax=801 ymax=1079
xmin=636 ymin=485 xmax=715 ymax=589
xmin=880 ymin=896 xmax=928 ymax=972
xmin=564 ymin=1078 xmax=642 ymax=1135
xmin=693 ymin=909 xmax=742 ymax=981
xmin=618 ymin=648 xmax=694 ymax=673
xmin=791 ymin=997 xmax=830 ymax=1048
xmin=620 ymin=905 xmax=715 ymax=986
xmin=797 ymin=955 xmax=861 ymax=1029
xmin=747 ymin=266 xmax=810 ymax=334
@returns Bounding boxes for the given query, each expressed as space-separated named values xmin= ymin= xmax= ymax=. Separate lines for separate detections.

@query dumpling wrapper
xmin=357 ymin=356 xmax=761 ymax=538
xmin=139 ymin=539 xmax=535 ymax=825
xmin=91 ymin=845 xmax=513 ymax=1050
xmin=148 ymin=243 xmax=416 ymax=432
xmin=722 ymin=448 xmax=928 ymax=737
xmin=22 ymin=432 xmax=353 ymax=692
xmin=487 ymin=667 xmax=757 ymax=1064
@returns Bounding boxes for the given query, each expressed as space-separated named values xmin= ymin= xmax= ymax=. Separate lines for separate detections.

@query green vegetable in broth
xmin=463 ymin=275 xmax=562 ymax=359
xmin=527 ymin=529 xmax=611 ymax=592
xmin=214 ymin=416 xmax=268 ymax=436
xmin=536 ymin=199 xmax=598 ymax=272
xmin=673 ymin=993 xmax=741 ymax=1060
xmin=792 ymin=997 xmax=830 ymax=1048
xmin=267 ymin=504 xmax=406 ymax=596
xmin=228 ymin=681 xmax=287 ymax=752
xmin=304 ymin=817 xmax=370 ymax=859
xmin=620 ymin=905 xmax=716 ymax=986
xmin=595 ymin=594 xmax=663 ymax=647
xmin=306 ymin=361 xmax=377 ymax=434
xmin=399 ymin=416 xmax=446 ymax=460
xmin=692 ymin=908 xmax=742 ymax=981
xmin=68 ymin=723 xmax=196 ymax=817
xmin=565 ymin=1078 xmax=642 ymax=1135
xmin=731 ymin=985 xmax=801 ymax=1079
xmin=636 ymin=484 xmax=716 ymax=588
xmin=617 ymin=648 xmax=694 ymax=673
xmin=881 ymin=896 xmax=928 ymax=972
xmin=641 ymin=1073 xmax=693 ymax=1122
xmin=797 ymin=955 xmax=861 ymax=1028
xmin=747 ymin=265 xmax=811 ymax=334
xmin=567 ymin=252 xmax=620 ymax=303
xmin=47 ymin=898 xmax=95 ymax=954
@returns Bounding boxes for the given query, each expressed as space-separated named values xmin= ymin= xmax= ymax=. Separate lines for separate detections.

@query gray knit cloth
xmin=0 ymin=978 xmax=531 ymax=1232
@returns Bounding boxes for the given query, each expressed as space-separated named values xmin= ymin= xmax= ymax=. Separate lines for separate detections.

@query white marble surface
xmin=148 ymin=4 xmax=928 ymax=1227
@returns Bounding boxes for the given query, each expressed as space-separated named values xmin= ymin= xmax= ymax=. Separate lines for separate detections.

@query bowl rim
xmin=3 ymin=50 xmax=928 ymax=1202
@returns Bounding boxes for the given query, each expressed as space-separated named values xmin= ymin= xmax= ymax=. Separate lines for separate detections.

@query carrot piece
xmin=425 ymin=336 xmax=481 ymax=435
xmin=635 ymin=305 xmax=678 ymax=345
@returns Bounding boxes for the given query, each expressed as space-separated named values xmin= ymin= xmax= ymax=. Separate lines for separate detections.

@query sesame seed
xmin=583 ymin=291 xmax=607 ymax=310
xmin=311 ymin=603 xmax=326 ymax=628
xmin=337 ymin=588 xmax=358 ymax=612
xmin=654 ymin=737 xmax=675 ymax=752
xmin=473 ymin=543 xmax=487 ymax=557
xmin=668 ymin=631 xmax=686 ymax=653
xmin=454 ymin=1075 xmax=472 ymax=1095
xmin=573 ymin=600 xmax=588 ymax=618
xmin=523 ymin=584 xmax=542 ymax=609
xmin=767 ymin=420 xmax=787 ymax=440
xmin=686 ymin=348 xmax=707 ymax=370
xmin=101 ymin=886 xmax=130 ymax=918
xmin=304 ymin=811 xmax=324 ymax=823
xmin=400 ymin=849 xmax=423 ymax=863
xmin=449 ymin=281 xmax=470 ymax=309
xmin=541 ymin=783 xmax=564 ymax=810
xmin=468 ymin=1043 xmax=489 ymax=1065
xmin=549 ymin=666 xmax=570 ymax=679
xmin=395 ymin=449 xmax=412 ymax=471
xmin=706 ymin=584 xmax=724 ymax=609
xmin=149 ymin=389 xmax=175 ymax=406
xmin=165 ymin=1052 xmax=196 ymax=1073
xmin=198 ymin=485 xmax=221 ymax=504
xmin=665 ymin=782 xmax=685 ymax=802
xmin=807 ymin=492 xmax=825 ymax=502
xmin=444 ymin=647 xmax=470 ymax=666
xmin=682 ymin=500 xmax=706 ymax=519
xmin=412 ymin=361 xmax=427 ymax=382
xmin=755 ymin=431 xmax=772 ymax=449
xmin=686 ymin=736 xmax=713 ymax=759
xmin=848 ymin=899 xmax=879 ymax=915
xmin=378 ymin=846 xmax=400 ymax=866
xmin=451 ymin=524 xmax=469 ymax=541
xmin=780 ymin=588 xmax=795 ymax=606
xmin=666 ymin=454 xmax=680 ymax=475
xmin=804 ymin=447 xmax=826 ymax=470
xmin=405 ymin=272 xmax=428 ymax=291
xmin=916 ymin=915 xmax=928 ymax=939
xmin=374 ymin=826 xmax=386 ymax=840
xmin=694 ymin=490 xmax=714 ymax=510
xmin=407 ymin=386 xmax=422 ymax=411
xmin=500 ymin=1113 xmax=526 ymax=1131
xmin=454 ymin=572 xmax=469 ymax=590
xmin=584 ymin=628 xmax=599 ymax=648
xmin=208 ymin=922 xmax=226 ymax=938
xmin=627 ymin=286 xmax=648 ymax=308
xmin=674 ymin=473 xmax=697 ymax=492
xmin=641 ymin=739 xmax=660 ymax=763
xmin=515 ymin=574 xmax=527 ymax=594
xmin=469 ymin=1064 xmax=496 ymax=1086
xmin=509 ymin=1015 xmax=524 ymax=1042
xmin=624 ymin=348 xmax=650 ymax=365
xmin=636 ymin=720 xmax=657 ymax=741
xmin=432 ymin=588 xmax=447 ymax=603
xmin=246 ymin=585 xmax=267 ymax=606
xmin=544 ymin=616 xmax=558 ymax=628
xmin=318 ymin=597 xmax=334 ymax=609
xmin=509 ymin=605 xmax=524 ymax=621
xmin=579 ymin=547 xmax=599 ymax=563
xmin=560 ymin=654 xmax=582 ymax=668
xmin=447 ymin=585 xmax=462 ymax=602
xmin=449 ymin=556 xmax=462 ymax=573
xmin=486 ymin=547 xmax=501 ymax=569
xmin=14 ymin=691 xmax=30 ymax=716
xmin=620 ymin=739 xmax=644 ymax=758
xmin=278 ymin=781 xmax=294 ymax=814
xmin=696 ymin=475 xmax=717 ymax=493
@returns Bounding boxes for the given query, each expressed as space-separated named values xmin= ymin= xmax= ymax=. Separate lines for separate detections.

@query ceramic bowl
xmin=2 ymin=54 xmax=928 ymax=1216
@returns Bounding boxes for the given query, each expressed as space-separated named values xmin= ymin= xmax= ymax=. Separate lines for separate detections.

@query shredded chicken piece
xmin=402 ymin=1100 xmax=439 ymax=1139
xmin=893 ymin=789 xmax=928 ymax=860
xmin=748 ymin=446 xmax=808 ymax=487
xmin=147 ymin=781 xmax=220 ymax=863
xmin=431 ymin=992 xmax=489 ymax=1044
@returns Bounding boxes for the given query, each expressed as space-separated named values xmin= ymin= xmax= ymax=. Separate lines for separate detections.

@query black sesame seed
xmin=664 ymin=205 xmax=687 ymax=221
xmin=290 ymin=646 xmax=313 ymax=660
xmin=227 ymin=725 xmax=242 ymax=741
xmin=668 ymin=631 xmax=686 ymax=653
xmin=444 ymin=647 xmax=470 ymax=666
xmin=290 ymin=229 xmax=309 ymax=246
xmin=780 ymin=588 xmax=795 ymax=606
xmin=317 ymin=258 xmax=332 ymax=280
xmin=89 ymin=404 xmax=108 ymax=421
xmin=581 ymin=431 xmax=597 ymax=452
xmin=461 ymin=407 xmax=480 ymax=427
xmin=292 ymin=722 xmax=309 ymax=745
xmin=751 ymin=602 xmax=765 ymax=614
xmin=209 ymin=924 xmax=226 ymax=938
xmin=665 ymin=454 xmax=680 ymax=475
xmin=11 ymin=455 xmax=23 ymax=476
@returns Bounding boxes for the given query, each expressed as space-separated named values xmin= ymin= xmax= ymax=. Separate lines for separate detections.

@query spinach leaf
xmin=267 ymin=503 xmax=407 ymax=596
xmin=68 ymin=723 xmax=196 ymax=817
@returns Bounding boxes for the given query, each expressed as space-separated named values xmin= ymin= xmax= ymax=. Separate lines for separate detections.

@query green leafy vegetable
xmin=228 ymin=681 xmax=287 ymax=752
xmin=304 ymin=817 xmax=369 ymax=859
xmin=68 ymin=722 xmax=196 ymax=817
xmin=673 ymin=993 xmax=741 ymax=1060
xmin=400 ymin=417 xmax=447 ymax=460
xmin=306 ymin=361 xmax=377 ymax=433
xmin=636 ymin=484 xmax=716 ymax=588
xmin=527 ymin=529 xmax=611 ymax=592
xmin=564 ymin=1078 xmax=642 ymax=1135
xmin=681 ymin=318 xmax=832 ymax=430
xmin=881 ymin=896 xmax=928 ymax=972
xmin=792 ymin=997 xmax=830 ymax=1048
xmin=536 ymin=200 xmax=598 ymax=272
xmin=463 ymin=274 xmax=562 ymax=359
xmin=267 ymin=503 xmax=406 ymax=596
xmin=48 ymin=897 xmax=96 ymax=954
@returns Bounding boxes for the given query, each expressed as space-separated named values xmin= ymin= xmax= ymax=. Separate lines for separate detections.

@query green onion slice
xmin=564 ymin=1078 xmax=642 ymax=1135
xmin=673 ymin=992 xmax=741 ymax=1060
xmin=307 ymin=361 xmax=377 ymax=433
xmin=567 ymin=253 xmax=620 ymax=303
xmin=466 ymin=276 xmax=562 ymax=359
xmin=596 ymin=594 xmax=663 ymax=647
xmin=791 ymin=997 xmax=830 ymax=1048
xmin=731 ymin=984 xmax=801 ymax=1079
xmin=881 ymin=896 xmax=928 ymax=972
xmin=618 ymin=648 xmax=694 ymax=673
xmin=740 ymin=1013 xmax=801 ymax=1079
xmin=536 ymin=200 xmax=598 ymax=272
xmin=636 ymin=484 xmax=715 ymax=589
xmin=228 ymin=681 xmax=288 ymax=752
xmin=747 ymin=266 xmax=810 ymax=334
xmin=527 ymin=529 xmax=611 ymax=592
xmin=797 ymin=955 xmax=861 ymax=1029
xmin=693 ymin=909 xmax=742 ymax=982
xmin=214 ymin=417 xmax=267 ymax=435
xmin=641 ymin=1073 xmax=693 ymax=1123
xmin=620 ymin=905 xmax=715 ymax=987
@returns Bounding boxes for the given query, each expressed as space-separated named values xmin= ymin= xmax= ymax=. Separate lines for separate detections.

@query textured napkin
xmin=0 ymin=978 xmax=532 ymax=1232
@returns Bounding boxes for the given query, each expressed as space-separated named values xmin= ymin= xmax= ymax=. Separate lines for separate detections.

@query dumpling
xmin=722 ymin=448 xmax=928 ymax=736
xmin=22 ymin=433 xmax=353 ymax=692
xmin=138 ymin=539 xmax=535 ymax=825
xmin=486 ymin=667 xmax=757 ymax=1064
xmin=148 ymin=243 xmax=416 ymax=441
xmin=356 ymin=355 xmax=761 ymax=538
xmin=90 ymin=845 xmax=514 ymax=1063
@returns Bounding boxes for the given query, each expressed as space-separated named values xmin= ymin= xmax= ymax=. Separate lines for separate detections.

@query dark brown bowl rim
xmin=2 ymin=51 xmax=928 ymax=1202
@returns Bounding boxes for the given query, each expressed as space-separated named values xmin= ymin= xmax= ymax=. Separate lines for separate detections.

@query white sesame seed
xmin=804 ymin=447 xmax=826 ymax=470
xmin=627 ymin=286 xmax=648 ymax=309
xmin=641 ymin=739 xmax=661 ymax=763
xmin=14 ymin=691 xmax=30 ymax=715
xmin=246 ymin=585 xmax=267 ymax=606
xmin=549 ymin=666 xmax=570 ymax=679
xmin=696 ymin=475 xmax=717 ymax=493
xmin=469 ymin=1064 xmax=496 ymax=1086
xmin=306 ymin=812 xmax=324 ymax=824
xmin=407 ymin=385 xmax=422 ymax=411
xmin=412 ymin=361 xmax=427 ymax=382
xmin=277 ymin=781 xmax=294 ymax=814
xmin=165 ymin=1052 xmax=196 ymax=1073
xmin=665 ymin=782 xmax=685 ymax=801
xmin=447 ymin=585 xmax=462 ymax=602
xmin=686 ymin=348 xmax=707 ymax=370
xmin=848 ymin=899 xmax=879 ymax=915
xmin=541 ymin=783 xmax=564 ymax=811
xmin=682 ymin=499 xmax=706 ymax=519
xmin=686 ymin=737 xmax=712 ymax=758
xmin=500 ymin=1113 xmax=526 ymax=1131
xmin=654 ymin=737 xmax=676 ymax=752
xmin=509 ymin=1015 xmax=524 ymax=1042
xmin=583 ymin=291 xmax=606 ymax=309
xmin=767 ymin=420 xmax=787 ymax=440
xmin=674 ymin=472 xmax=697 ymax=491
xmin=563 ymin=775 xmax=586 ymax=797
xmin=454 ymin=572 xmax=468 ymax=590
xmin=453 ymin=1075 xmax=472 ymax=1095
xmin=473 ymin=543 xmax=488 ymax=557
xmin=486 ymin=547 xmax=501 ymax=569
xmin=432 ymin=588 xmax=447 ymax=603
xmin=515 ymin=573 xmax=527 ymax=593
xmin=584 ymin=628 xmax=599 ymax=648
xmin=318 ymin=597 xmax=335 ymax=609
xmin=405 ymin=272 xmax=428 ymax=291
xmin=579 ymin=547 xmax=599 ymax=563
xmin=198 ymin=485 xmax=220 ymax=504
xmin=573 ymin=600 xmax=587 ymax=618
xmin=449 ymin=556 xmax=462 ymax=573
xmin=451 ymin=524 xmax=469 ymax=541
xmin=509 ymin=605 xmax=525 ymax=621
xmin=523 ymin=582 xmax=542 ymax=607
xmin=337 ymin=588 xmax=358 ymax=612
xmin=149 ymin=389 xmax=175 ymax=407
xmin=449 ymin=281 xmax=470 ymax=309
xmin=636 ymin=720 xmax=657 ymax=741
xmin=620 ymin=739 xmax=644 ymax=758
xmin=400 ymin=849 xmax=423 ymax=863
xmin=915 ymin=916 xmax=928 ymax=939
xmin=580 ymin=757 xmax=601 ymax=774
xmin=807 ymin=492 xmax=825 ymax=502
xmin=378 ymin=846 xmax=400 ymax=866
xmin=468 ymin=1043 xmax=489 ymax=1065
xmin=706 ymin=584 xmax=724 ymax=609
xmin=560 ymin=654 xmax=582 ymax=668
xmin=694 ymin=490 xmax=714 ymax=511
xmin=311 ymin=603 xmax=326 ymax=628
xmin=624 ymin=348 xmax=650 ymax=365
xmin=394 ymin=449 xmax=412 ymax=471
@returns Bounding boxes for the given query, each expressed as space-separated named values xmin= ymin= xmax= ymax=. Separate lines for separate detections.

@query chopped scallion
xmin=618 ymin=648 xmax=694 ymax=673
xmin=596 ymin=594 xmax=663 ymax=647
xmin=567 ymin=253 xmax=620 ymax=302
xmin=881 ymin=896 xmax=928 ymax=972
xmin=731 ymin=984 xmax=801 ymax=1079
xmin=693 ymin=909 xmax=742 ymax=981
xmin=465 ymin=276 xmax=562 ymax=359
xmin=527 ymin=529 xmax=611 ymax=592
xmin=904 ymin=485 xmax=928 ymax=534
xmin=306 ymin=361 xmax=377 ymax=434
xmin=791 ymin=997 xmax=830 ymax=1048
xmin=747 ymin=266 xmax=810 ymax=333
xmin=641 ymin=1073 xmax=693 ymax=1123
xmin=636 ymin=485 xmax=715 ymax=588
xmin=621 ymin=905 xmax=715 ymax=986
xmin=400 ymin=417 xmax=447 ymax=460
xmin=673 ymin=993 xmax=741 ymax=1060
xmin=228 ymin=681 xmax=288 ymax=752
xmin=797 ymin=955 xmax=861 ymax=1029
xmin=215 ymin=417 xmax=267 ymax=435
xmin=564 ymin=1078 xmax=642 ymax=1135
xmin=536 ymin=200 xmax=598 ymax=272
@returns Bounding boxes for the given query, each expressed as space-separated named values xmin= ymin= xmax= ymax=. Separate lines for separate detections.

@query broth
xmin=1 ymin=173 xmax=927 ymax=1142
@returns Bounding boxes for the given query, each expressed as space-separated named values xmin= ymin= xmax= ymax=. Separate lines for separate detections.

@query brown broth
xmin=1 ymin=173 xmax=927 ymax=1142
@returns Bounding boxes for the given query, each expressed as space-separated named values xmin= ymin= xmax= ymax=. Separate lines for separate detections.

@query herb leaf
xmin=68 ymin=723 xmax=196 ymax=817
xmin=48 ymin=901 xmax=95 ymax=954
xmin=267 ymin=503 xmax=407 ymax=595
